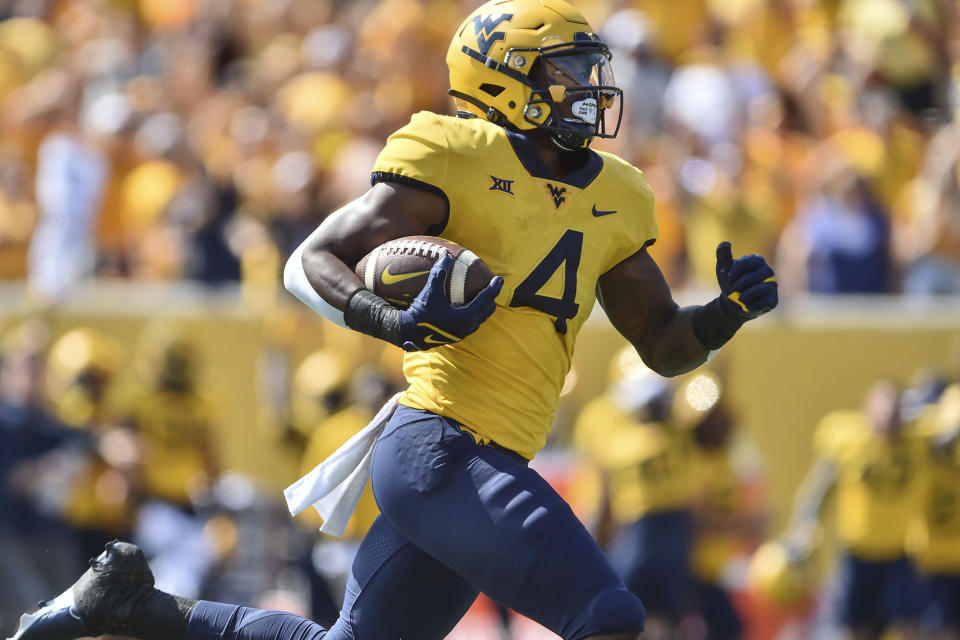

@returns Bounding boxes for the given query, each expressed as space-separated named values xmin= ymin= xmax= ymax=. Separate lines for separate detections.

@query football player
xmin=45 ymin=328 xmax=140 ymax=565
xmin=291 ymin=353 xmax=387 ymax=626
xmin=787 ymin=380 xmax=924 ymax=640
xmin=119 ymin=330 xmax=219 ymax=599
xmin=122 ymin=330 xmax=217 ymax=512
xmin=10 ymin=1 xmax=777 ymax=639
xmin=910 ymin=384 xmax=960 ymax=640
xmin=573 ymin=350 xmax=699 ymax=638
xmin=684 ymin=373 xmax=763 ymax=640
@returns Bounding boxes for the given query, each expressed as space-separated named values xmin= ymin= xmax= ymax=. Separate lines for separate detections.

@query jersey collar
xmin=505 ymin=129 xmax=603 ymax=190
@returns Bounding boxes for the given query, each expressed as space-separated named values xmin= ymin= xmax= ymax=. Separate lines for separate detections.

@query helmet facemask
xmin=516 ymin=40 xmax=623 ymax=150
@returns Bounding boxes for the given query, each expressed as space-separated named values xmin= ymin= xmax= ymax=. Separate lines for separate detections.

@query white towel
xmin=284 ymin=393 xmax=401 ymax=536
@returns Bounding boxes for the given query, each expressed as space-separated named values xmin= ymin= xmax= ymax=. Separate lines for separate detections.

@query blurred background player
xmin=682 ymin=372 xmax=767 ymax=640
xmin=287 ymin=349 xmax=389 ymax=627
xmin=575 ymin=354 xmax=767 ymax=640
xmin=284 ymin=348 xmax=351 ymax=454
xmin=908 ymin=382 xmax=960 ymax=639
xmin=116 ymin=327 xmax=220 ymax=599
xmin=786 ymin=380 xmax=924 ymax=640
xmin=45 ymin=327 xmax=141 ymax=565
xmin=0 ymin=321 xmax=88 ymax=636
xmin=573 ymin=346 xmax=699 ymax=638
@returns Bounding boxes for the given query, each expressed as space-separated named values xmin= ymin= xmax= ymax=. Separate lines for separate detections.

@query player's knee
xmin=584 ymin=587 xmax=646 ymax=636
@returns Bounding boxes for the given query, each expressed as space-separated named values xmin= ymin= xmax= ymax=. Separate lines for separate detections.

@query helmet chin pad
xmin=550 ymin=124 xmax=593 ymax=151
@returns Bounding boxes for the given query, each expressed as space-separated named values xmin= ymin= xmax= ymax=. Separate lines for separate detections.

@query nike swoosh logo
xmin=592 ymin=205 xmax=617 ymax=217
xmin=417 ymin=322 xmax=460 ymax=345
xmin=382 ymin=265 xmax=431 ymax=285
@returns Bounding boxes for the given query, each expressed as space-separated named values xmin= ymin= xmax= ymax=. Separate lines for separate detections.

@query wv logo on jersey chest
xmin=546 ymin=183 xmax=567 ymax=208
xmin=472 ymin=13 xmax=513 ymax=55
xmin=489 ymin=175 xmax=514 ymax=194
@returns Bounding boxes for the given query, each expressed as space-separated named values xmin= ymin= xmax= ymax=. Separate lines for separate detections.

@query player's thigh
xmin=881 ymin=556 xmax=920 ymax=625
xmin=371 ymin=408 xmax=645 ymax=640
xmin=694 ymin=581 xmax=743 ymax=639
xmin=927 ymin=573 xmax=960 ymax=629
xmin=328 ymin=515 xmax=478 ymax=640
xmin=838 ymin=553 xmax=885 ymax=628
xmin=607 ymin=511 xmax=693 ymax=619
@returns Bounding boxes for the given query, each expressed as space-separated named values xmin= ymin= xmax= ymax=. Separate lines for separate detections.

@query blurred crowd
xmin=0 ymin=0 xmax=957 ymax=302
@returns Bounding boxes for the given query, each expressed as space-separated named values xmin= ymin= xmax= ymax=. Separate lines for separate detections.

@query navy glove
xmin=691 ymin=242 xmax=778 ymax=350
xmin=714 ymin=242 xmax=778 ymax=320
xmin=399 ymin=253 xmax=504 ymax=352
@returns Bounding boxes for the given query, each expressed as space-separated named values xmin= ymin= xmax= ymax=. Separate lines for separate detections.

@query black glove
xmin=714 ymin=242 xmax=778 ymax=320
xmin=692 ymin=242 xmax=778 ymax=350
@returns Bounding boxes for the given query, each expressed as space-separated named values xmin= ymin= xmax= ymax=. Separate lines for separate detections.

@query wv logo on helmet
xmin=472 ymin=13 xmax=513 ymax=55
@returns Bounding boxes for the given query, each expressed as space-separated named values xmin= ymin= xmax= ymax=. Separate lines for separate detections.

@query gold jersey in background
xmin=573 ymin=396 xmax=697 ymax=524
xmin=691 ymin=450 xmax=742 ymax=584
xmin=908 ymin=385 xmax=960 ymax=573
xmin=129 ymin=389 xmax=215 ymax=507
xmin=601 ymin=421 xmax=697 ymax=524
xmin=372 ymin=112 xmax=658 ymax=459
xmin=814 ymin=410 xmax=925 ymax=561
xmin=297 ymin=406 xmax=380 ymax=540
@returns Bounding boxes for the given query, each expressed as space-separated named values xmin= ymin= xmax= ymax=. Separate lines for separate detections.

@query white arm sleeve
xmin=283 ymin=237 xmax=348 ymax=328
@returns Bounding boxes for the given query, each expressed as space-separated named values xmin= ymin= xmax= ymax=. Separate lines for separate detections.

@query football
xmin=354 ymin=236 xmax=494 ymax=309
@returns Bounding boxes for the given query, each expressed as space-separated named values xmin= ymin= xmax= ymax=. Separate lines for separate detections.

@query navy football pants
xmin=607 ymin=510 xmax=693 ymax=620
xmin=187 ymin=406 xmax=645 ymax=640
xmin=838 ymin=552 xmax=918 ymax=630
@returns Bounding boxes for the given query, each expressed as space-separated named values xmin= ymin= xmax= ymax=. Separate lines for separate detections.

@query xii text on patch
xmin=490 ymin=175 xmax=515 ymax=194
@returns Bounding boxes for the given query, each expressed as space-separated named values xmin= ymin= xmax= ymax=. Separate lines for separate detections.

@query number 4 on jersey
xmin=509 ymin=230 xmax=583 ymax=334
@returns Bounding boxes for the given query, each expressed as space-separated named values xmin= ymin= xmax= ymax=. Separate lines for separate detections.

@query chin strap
xmin=448 ymin=89 xmax=510 ymax=127
xmin=550 ymin=131 xmax=591 ymax=151
xmin=545 ymin=114 xmax=592 ymax=151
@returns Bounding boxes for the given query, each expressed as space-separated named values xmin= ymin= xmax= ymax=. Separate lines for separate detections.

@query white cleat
xmin=7 ymin=588 xmax=93 ymax=640
xmin=7 ymin=540 xmax=154 ymax=640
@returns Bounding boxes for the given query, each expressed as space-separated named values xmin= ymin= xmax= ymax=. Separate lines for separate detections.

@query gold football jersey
xmin=814 ymin=410 xmax=925 ymax=561
xmin=372 ymin=111 xmax=658 ymax=458
xmin=691 ymin=451 xmax=738 ymax=582
xmin=910 ymin=450 xmax=960 ymax=572
xmin=131 ymin=390 xmax=214 ymax=506
xmin=601 ymin=421 xmax=698 ymax=523
xmin=907 ymin=387 xmax=960 ymax=572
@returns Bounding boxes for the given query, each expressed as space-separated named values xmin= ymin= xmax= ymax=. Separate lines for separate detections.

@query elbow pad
xmin=283 ymin=242 xmax=347 ymax=328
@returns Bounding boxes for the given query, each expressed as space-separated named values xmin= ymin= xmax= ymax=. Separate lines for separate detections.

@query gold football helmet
xmin=46 ymin=327 xmax=125 ymax=427
xmin=447 ymin=0 xmax=622 ymax=150
xmin=747 ymin=540 xmax=816 ymax=606
xmin=290 ymin=349 xmax=350 ymax=437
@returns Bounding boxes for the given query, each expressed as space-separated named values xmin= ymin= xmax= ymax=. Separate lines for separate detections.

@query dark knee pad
xmin=578 ymin=587 xmax=646 ymax=637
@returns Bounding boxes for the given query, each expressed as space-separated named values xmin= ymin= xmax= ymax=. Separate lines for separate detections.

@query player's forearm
xmin=286 ymin=242 xmax=404 ymax=345
xmin=633 ymin=305 xmax=712 ymax=377
xmin=284 ymin=239 xmax=358 ymax=327
xmin=789 ymin=459 xmax=836 ymax=527
xmin=284 ymin=182 xmax=448 ymax=325
xmin=299 ymin=243 xmax=364 ymax=310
